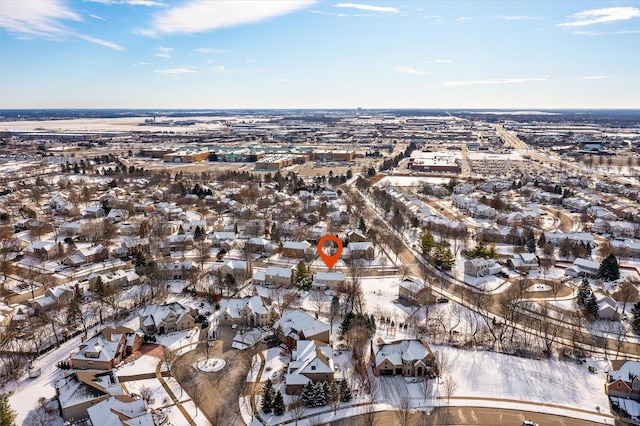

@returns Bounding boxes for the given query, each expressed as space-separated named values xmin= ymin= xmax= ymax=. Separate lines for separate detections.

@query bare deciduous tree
xmin=443 ymin=376 xmax=458 ymax=404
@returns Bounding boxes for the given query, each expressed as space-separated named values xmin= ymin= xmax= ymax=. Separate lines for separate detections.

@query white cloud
xmin=0 ymin=0 xmax=81 ymax=37
xmin=145 ymin=0 xmax=314 ymax=35
xmin=195 ymin=47 xmax=226 ymax=54
xmin=89 ymin=13 xmax=106 ymax=21
xmin=394 ymin=66 xmax=430 ymax=75
xmin=134 ymin=62 xmax=150 ymax=66
xmin=579 ymin=75 xmax=612 ymax=80
xmin=558 ymin=7 xmax=640 ymax=28
xmin=456 ymin=17 xmax=472 ymax=23
xmin=77 ymin=34 xmax=124 ymax=50
xmin=155 ymin=67 xmax=198 ymax=75
xmin=444 ymin=77 xmax=548 ymax=86
xmin=573 ymin=29 xmax=640 ymax=36
xmin=0 ymin=0 xmax=124 ymax=50
xmin=85 ymin=0 xmax=165 ymax=6
xmin=156 ymin=46 xmax=173 ymax=58
xmin=434 ymin=59 xmax=451 ymax=63
xmin=334 ymin=3 xmax=399 ymax=14
xmin=212 ymin=65 xmax=226 ymax=72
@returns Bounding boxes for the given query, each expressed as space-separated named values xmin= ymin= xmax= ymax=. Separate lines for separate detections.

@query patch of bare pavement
xmin=332 ymin=406 xmax=608 ymax=426
xmin=171 ymin=325 xmax=264 ymax=425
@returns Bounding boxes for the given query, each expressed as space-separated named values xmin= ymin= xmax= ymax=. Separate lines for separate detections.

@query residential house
xmin=597 ymin=295 xmax=621 ymax=320
xmin=219 ymin=295 xmax=276 ymax=328
xmin=286 ymin=340 xmax=335 ymax=395
xmin=565 ymin=257 xmax=600 ymax=278
xmin=312 ymin=271 xmax=346 ymax=291
xmin=161 ymin=234 xmax=194 ymax=254
xmin=211 ymin=231 xmax=237 ymax=251
xmin=371 ymin=339 xmax=437 ymax=377
xmin=138 ymin=302 xmax=197 ymax=335
xmin=157 ymin=260 xmax=194 ymax=280
xmin=265 ymin=265 xmax=295 ymax=287
xmin=464 ymin=258 xmax=502 ymax=277
xmin=24 ymin=240 xmax=64 ymax=260
xmin=215 ymin=259 xmax=252 ymax=283
xmin=282 ymin=241 xmax=312 ymax=258
xmin=607 ymin=360 xmax=640 ymax=401
xmin=84 ymin=206 xmax=105 ymax=218
xmin=65 ymin=245 xmax=108 ymax=267
xmin=347 ymin=241 xmax=375 ymax=260
xmin=507 ymin=253 xmax=538 ymax=271
xmin=544 ymin=231 xmax=594 ymax=247
xmin=246 ymin=237 xmax=269 ymax=254
xmin=106 ymin=209 xmax=128 ymax=223
xmin=87 ymin=395 xmax=153 ymax=426
xmin=398 ymin=277 xmax=431 ymax=306
xmin=345 ymin=229 xmax=367 ymax=243
xmin=56 ymin=370 xmax=125 ymax=421
xmin=70 ymin=326 xmax=142 ymax=370
xmin=273 ymin=310 xmax=330 ymax=349
xmin=30 ymin=285 xmax=76 ymax=311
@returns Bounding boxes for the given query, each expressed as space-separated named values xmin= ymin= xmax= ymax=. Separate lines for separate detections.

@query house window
xmin=311 ymin=366 xmax=316 ymax=371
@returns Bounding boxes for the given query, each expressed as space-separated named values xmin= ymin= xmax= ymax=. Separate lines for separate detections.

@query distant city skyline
xmin=1 ymin=0 xmax=639 ymax=109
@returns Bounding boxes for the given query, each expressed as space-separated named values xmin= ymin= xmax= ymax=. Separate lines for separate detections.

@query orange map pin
xmin=317 ymin=235 xmax=343 ymax=269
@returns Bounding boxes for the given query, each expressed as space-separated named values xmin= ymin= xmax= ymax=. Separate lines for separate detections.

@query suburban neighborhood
xmin=0 ymin=109 xmax=639 ymax=426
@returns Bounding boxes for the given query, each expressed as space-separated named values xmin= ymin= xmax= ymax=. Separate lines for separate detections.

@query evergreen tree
xmin=631 ymin=301 xmax=640 ymax=332
xmin=419 ymin=230 xmax=435 ymax=257
xmin=576 ymin=277 xmax=591 ymax=307
xmin=526 ymin=238 xmax=536 ymax=254
xmin=537 ymin=232 xmax=546 ymax=248
xmin=0 ymin=394 xmax=17 ymax=426
xmin=598 ymin=253 xmax=620 ymax=281
xmin=261 ymin=379 xmax=274 ymax=413
xmin=340 ymin=378 xmax=352 ymax=401
xmin=273 ymin=390 xmax=285 ymax=415
xmin=295 ymin=263 xmax=311 ymax=291
xmin=193 ymin=226 xmax=205 ymax=241
xmin=66 ymin=296 xmax=84 ymax=331
xmin=434 ymin=244 xmax=455 ymax=270
xmin=313 ymin=382 xmax=326 ymax=407
xmin=585 ymin=292 xmax=599 ymax=319
xmin=301 ymin=382 xmax=315 ymax=406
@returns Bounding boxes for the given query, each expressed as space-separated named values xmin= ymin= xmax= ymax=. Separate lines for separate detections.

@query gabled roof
xmin=287 ymin=340 xmax=334 ymax=386
xmin=609 ymin=360 xmax=640 ymax=383
xmin=87 ymin=396 xmax=153 ymax=426
xmin=274 ymin=310 xmax=329 ymax=339
xmin=138 ymin=302 xmax=193 ymax=329
xmin=374 ymin=339 xmax=434 ymax=367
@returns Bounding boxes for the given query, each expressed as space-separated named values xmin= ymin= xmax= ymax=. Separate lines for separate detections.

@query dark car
xmin=437 ymin=298 xmax=449 ymax=304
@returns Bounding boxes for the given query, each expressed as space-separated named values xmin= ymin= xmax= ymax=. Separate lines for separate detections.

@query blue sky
xmin=1 ymin=1 xmax=639 ymax=109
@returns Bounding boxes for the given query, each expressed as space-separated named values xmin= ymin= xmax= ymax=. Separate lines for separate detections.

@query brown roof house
xmin=70 ymin=326 xmax=142 ymax=371
xmin=138 ymin=302 xmax=197 ymax=335
xmin=273 ymin=310 xmax=330 ymax=350
xmin=371 ymin=339 xmax=437 ymax=377
xmin=607 ymin=360 xmax=640 ymax=401
xmin=285 ymin=340 xmax=335 ymax=395
xmin=55 ymin=369 xmax=125 ymax=421
xmin=219 ymin=295 xmax=277 ymax=328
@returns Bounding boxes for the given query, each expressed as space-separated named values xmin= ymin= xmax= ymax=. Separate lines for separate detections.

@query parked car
xmin=437 ymin=298 xmax=449 ymax=304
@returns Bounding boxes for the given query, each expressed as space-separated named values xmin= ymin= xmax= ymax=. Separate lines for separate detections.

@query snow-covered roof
xmin=609 ymin=360 xmax=640 ymax=382
xmin=274 ymin=310 xmax=329 ymax=340
xmin=374 ymin=339 xmax=434 ymax=367
xmin=266 ymin=265 xmax=293 ymax=278
xmin=138 ymin=302 xmax=193 ymax=329
xmin=283 ymin=241 xmax=311 ymax=250
xmin=56 ymin=370 xmax=124 ymax=409
xmin=221 ymin=295 xmax=270 ymax=319
xmin=87 ymin=396 xmax=153 ymax=426
xmin=287 ymin=340 xmax=334 ymax=385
